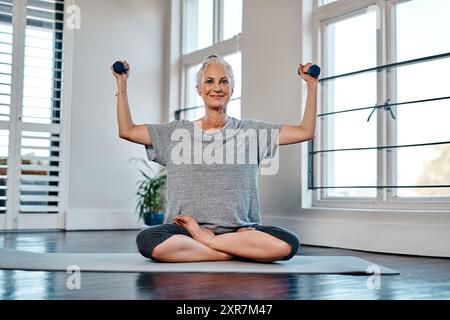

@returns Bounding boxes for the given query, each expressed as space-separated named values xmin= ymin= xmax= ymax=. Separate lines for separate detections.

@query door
xmin=0 ymin=0 xmax=68 ymax=230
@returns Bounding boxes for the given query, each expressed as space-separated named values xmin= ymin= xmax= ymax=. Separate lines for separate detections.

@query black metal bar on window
xmin=174 ymin=105 xmax=202 ymax=120
xmin=310 ymin=141 xmax=450 ymax=155
xmin=308 ymin=139 xmax=450 ymax=190
xmin=318 ymin=96 xmax=450 ymax=118
xmin=319 ymin=52 xmax=450 ymax=82
xmin=310 ymin=52 xmax=450 ymax=192
xmin=308 ymin=140 xmax=314 ymax=189
xmin=310 ymin=185 xmax=450 ymax=189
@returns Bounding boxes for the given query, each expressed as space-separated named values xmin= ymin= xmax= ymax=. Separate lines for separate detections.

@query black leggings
xmin=136 ymin=223 xmax=300 ymax=261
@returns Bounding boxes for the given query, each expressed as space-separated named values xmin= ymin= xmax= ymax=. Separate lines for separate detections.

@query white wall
xmin=241 ymin=0 xmax=304 ymax=217
xmin=66 ymin=0 xmax=170 ymax=229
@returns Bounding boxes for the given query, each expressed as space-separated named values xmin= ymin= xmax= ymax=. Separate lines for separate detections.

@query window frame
xmin=311 ymin=0 xmax=450 ymax=210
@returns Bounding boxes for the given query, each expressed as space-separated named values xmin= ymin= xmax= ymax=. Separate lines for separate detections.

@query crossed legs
xmin=138 ymin=215 xmax=297 ymax=263
xmin=149 ymin=234 xmax=234 ymax=263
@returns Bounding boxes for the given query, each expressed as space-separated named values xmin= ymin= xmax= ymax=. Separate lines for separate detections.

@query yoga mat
xmin=0 ymin=248 xmax=398 ymax=275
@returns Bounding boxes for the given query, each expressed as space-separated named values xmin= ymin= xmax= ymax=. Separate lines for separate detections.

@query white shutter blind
xmin=0 ymin=0 xmax=13 ymax=214
xmin=20 ymin=0 xmax=64 ymax=214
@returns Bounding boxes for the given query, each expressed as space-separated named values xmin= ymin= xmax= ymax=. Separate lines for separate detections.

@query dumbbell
xmin=112 ymin=61 xmax=128 ymax=74
xmin=298 ymin=64 xmax=321 ymax=78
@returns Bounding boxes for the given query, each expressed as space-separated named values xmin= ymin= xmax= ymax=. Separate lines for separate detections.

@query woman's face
xmin=197 ymin=63 xmax=233 ymax=109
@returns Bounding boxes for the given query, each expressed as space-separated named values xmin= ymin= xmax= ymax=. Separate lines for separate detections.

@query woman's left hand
xmin=298 ymin=63 xmax=319 ymax=84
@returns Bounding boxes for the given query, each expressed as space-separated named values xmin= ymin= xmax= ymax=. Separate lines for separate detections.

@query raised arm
xmin=278 ymin=63 xmax=318 ymax=146
xmin=111 ymin=60 xmax=152 ymax=146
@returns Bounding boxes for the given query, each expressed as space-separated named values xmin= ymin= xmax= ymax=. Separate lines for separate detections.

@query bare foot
xmin=237 ymin=227 xmax=256 ymax=232
xmin=174 ymin=215 xmax=216 ymax=246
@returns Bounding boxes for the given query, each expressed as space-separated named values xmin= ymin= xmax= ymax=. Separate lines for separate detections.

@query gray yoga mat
xmin=0 ymin=248 xmax=398 ymax=274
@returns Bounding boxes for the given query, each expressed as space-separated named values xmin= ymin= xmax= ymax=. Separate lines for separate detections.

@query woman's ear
xmin=196 ymin=85 xmax=201 ymax=96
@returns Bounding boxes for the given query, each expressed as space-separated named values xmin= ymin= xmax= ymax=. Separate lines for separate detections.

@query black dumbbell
xmin=112 ymin=61 xmax=128 ymax=74
xmin=298 ymin=64 xmax=321 ymax=78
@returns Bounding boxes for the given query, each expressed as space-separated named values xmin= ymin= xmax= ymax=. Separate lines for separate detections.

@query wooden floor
xmin=0 ymin=230 xmax=449 ymax=300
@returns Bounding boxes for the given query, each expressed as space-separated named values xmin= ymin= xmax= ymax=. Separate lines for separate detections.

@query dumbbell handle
xmin=298 ymin=64 xmax=321 ymax=78
xmin=112 ymin=61 xmax=128 ymax=74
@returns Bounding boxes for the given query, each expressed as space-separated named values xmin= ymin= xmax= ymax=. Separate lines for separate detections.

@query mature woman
xmin=111 ymin=55 xmax=318 ymax=263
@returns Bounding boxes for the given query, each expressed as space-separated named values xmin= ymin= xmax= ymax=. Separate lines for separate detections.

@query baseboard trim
xmin=264 ymin=210 xmax=450 ymax=258
xmin=66 ymin=209 xmax=144 ymax=230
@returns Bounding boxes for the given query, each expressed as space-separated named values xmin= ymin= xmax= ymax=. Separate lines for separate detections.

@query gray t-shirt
xmin=144 ymin=116 xmax=282 ymax=234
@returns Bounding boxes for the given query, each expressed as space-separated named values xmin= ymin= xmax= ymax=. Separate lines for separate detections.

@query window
xmin=323 ymin=11 xmax=378 ymax=198
xmin=319 ymin=0 xmax=339 ymax=6
xmin=184 ymin=0 xmax=214 ymax=54
xmin=177 ymin=0 xmax=242 ymax=121
xmin=0 ymin=0 xmax=67 ymax=228
xmin=222 ymin=0 xmax=242 ymax=41
xmin=393 ymin=0 xmax=450 ymax=198
xmin=312 ymin=0 xmax=450 ymax=208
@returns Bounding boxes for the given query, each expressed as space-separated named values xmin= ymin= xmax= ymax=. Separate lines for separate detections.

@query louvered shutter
xmin=0 ymin=0 xmax=13 ymax=214
xmin=20 ymin=0 xmax=64 ymax=214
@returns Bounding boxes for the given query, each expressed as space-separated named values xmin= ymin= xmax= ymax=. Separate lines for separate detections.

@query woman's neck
xmin=199 ymin=108 xmax=228 ymax=130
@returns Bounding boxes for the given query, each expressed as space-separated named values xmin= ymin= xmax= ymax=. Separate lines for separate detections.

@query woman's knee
xmin=136 ymin=227 xmax=157 ymax=259
xmin=275 ymin=239 xmax=294 ymax=258
xmin=283 ymin=234 xmax=300 ymax=260
xmin=151 ymin=234 xmax=192 ymax=261
xmin=135 ymin=225 xmax=170 ymax=259
xmin=136 ymin=224 xmax=189 ymax=259
xmin=256 ymin=225 xmax=301 ymax=261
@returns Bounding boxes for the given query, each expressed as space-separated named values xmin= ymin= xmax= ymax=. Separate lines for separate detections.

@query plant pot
xmin=144 ymin=212 xmax=165 ymax=226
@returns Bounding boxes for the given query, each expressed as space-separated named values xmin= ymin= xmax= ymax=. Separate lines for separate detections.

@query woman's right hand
xmin=111 ymin=60 xmax=130 ymax=83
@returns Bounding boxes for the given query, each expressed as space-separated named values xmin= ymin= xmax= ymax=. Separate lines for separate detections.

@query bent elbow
xmin=119 ymin=132 xmax=129 ymax=140
xmin=303 ymin=132 xmax=315 ymax=141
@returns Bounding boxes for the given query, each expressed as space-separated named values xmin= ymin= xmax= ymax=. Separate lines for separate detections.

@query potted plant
xmin=132 ymin=158 xmax=167 ymax=226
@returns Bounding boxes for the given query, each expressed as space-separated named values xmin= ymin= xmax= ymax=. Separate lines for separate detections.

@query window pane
xmin=325 ymin=150 xmax=377 ymax=197
xmin=395 ymin=0 xmax=450 ymax=62
xmin=395 ymin=99 xmax=449 ymax=198
xmin=395 ymin=0 xmax=450 ymax=198
xmin=324 ymin=110 xmax=377 ymax=197
xmin=224 ymin=51 xmax=241 ymax=98
xmin=222 ymin=0 xmax=242 ymax=41
xmin=396 ymin=58 xmax=450 ymax=102
xmin=319 ymin=0 xmax=338 ymax=6
xmin=186 ymin=63 xmax=203 ymax=109
xmin=184 ymin=0 xmax=214 ymax=53
xmin=325 ymin=72 xmax=377 ymax=113
xmin=396 ymin=145 xmax=450 ymax=197
xmin=227 ymin=98 xmax=241 ymax=119
xmin=323 ymin=11 xmax=377 ymax=198
xmin=397 ymin=100 xmax=449 ymax=146
xmin=326 ymin=109 xmax=377 ymax=150
xmin=326 ymin=11 xmax=377 ymax=76
xmin=183 ymin=107 xmax=204 ymax=121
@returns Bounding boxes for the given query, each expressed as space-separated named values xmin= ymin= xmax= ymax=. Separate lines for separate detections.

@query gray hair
xmin=196 ymin=54 xmax=235 ymax=88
